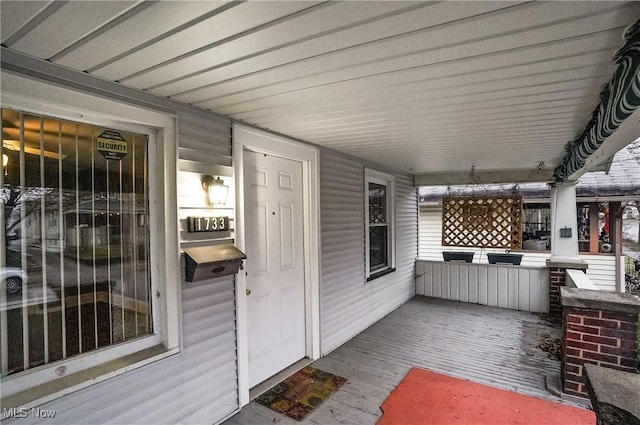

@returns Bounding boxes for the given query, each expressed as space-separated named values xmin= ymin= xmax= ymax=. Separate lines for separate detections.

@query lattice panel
xmin=442 ymin=195 xmax=523 ymax=249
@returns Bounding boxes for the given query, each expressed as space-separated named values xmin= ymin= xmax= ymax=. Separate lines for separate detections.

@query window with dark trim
xmin=365 ymin=169 xmax=395 ymax=281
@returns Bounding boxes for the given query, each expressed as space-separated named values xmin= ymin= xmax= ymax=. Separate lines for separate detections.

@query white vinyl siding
xmin=4 ymin=276 xmax=237 ymax=425
xmin=419 ymin=205 xmax=617 ymax=291
xmin=320 ymin=149 xmax=417 ymax=355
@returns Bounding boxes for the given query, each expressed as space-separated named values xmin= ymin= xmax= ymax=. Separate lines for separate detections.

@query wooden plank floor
xmin=223 ymin=296 xmax=570 ymax=425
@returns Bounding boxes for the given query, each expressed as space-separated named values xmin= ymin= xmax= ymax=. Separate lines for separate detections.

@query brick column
xmin=561 ymin=288 xmax=640 ymax=398
xmin=546 ymin=260 xmax=588 ymax=321
xmin=549 ymin=267 xmax=565 ymax=319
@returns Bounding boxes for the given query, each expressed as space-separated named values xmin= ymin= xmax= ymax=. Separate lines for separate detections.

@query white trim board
xmin=232 ymin=124 xmax=320 ymax=407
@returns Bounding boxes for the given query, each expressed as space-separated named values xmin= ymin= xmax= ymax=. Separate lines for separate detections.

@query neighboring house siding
xmin=419 ymin=206 xmax=617 ymax=291
xmin=320 ymin=149 xmax=417 ymax=355
xmin=6 ymin=112 xmax=239 ymax=425
xmin=577 ymin=255 xmax=617 ymax=292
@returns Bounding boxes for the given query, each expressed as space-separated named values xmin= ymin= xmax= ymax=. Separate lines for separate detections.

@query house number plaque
xmin=187 ymin=216 xmax=229 ymax=232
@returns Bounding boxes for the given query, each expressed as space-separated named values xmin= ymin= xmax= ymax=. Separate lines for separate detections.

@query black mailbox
xmin=184 ymin=244 xmax=247 ymax=282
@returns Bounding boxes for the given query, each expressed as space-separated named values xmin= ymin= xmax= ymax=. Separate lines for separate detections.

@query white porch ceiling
xmin=1 ymin=1 xmax=639 ymax=181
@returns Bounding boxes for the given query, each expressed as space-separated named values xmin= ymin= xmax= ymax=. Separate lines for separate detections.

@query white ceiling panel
xmin=242 ymin=81 xmax=597 ymax=122
xmin=209 ymin=67 xmax=609 ymax=119
xmin=142 ymin=1 xmax=519 ymax=95
xmin=1 ymin=1 xmax=638 ymax=180
xmin=114 ymin=1 xmax=326 ymax=89
xmin=92 ymin=1 xmax=325 ymax=81
xmin=260 ymin=108 xmax=589 ymax=136
xmin=93 ymin=1 xmax=407 ymax=82
xmin=7 ymin=1 xmax=139 ymax=59
xmin=0 ymin=1 xmax=51 ymax=44
xmin=293 ymin=113 xmax=583 ymax=138
xmin=196 ymin=55 xmax=613 ymax=112
xmin=192 ymin=11 xmax=631 ymax=110
xmin=179 ymin=2 xmax=627 ymax=106
xmin=229 ymin=87 xmax=601 ymax=133
xmin=52 ymin=1 xmax=232 ymax=70
xmin=231 ymin=67 xmax=603 ymax=122
xmin=176 ymin=33 xmax=618 ymax=108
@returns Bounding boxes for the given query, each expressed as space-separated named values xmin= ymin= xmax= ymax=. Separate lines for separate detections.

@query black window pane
xmin=369 ymin=183 xmax=386 ymax=224
xmin=369 ymin=226 xmax=388 ymax=271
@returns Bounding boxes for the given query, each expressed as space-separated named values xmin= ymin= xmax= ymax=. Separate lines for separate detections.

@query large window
xmin=365 ymin=169 xmax=395 ymax=281
xmin=0 ymin=97 xmax=178 ymax=405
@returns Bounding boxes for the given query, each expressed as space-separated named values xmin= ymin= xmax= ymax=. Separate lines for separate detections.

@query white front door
xmin=244 ymin=150 xmax=306 ymax=387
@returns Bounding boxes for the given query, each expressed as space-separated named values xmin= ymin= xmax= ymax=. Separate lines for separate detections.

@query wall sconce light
xmin=2 ymin=154 xmax=7 ymax=176
xmin=202 ymin=175 xmax=228 ymax=205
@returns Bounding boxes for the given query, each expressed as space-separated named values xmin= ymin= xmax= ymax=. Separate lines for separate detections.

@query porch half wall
xmin=419 ymin=205 xmax=617 ymax=291
xmin=416 ymin=260 xmax=549 ymax=313
xmin=319 ymin=149 xmax=418 ymax=355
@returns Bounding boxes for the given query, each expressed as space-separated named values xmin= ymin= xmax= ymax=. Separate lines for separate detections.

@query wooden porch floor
xmin=224 ymin=296 xmax=572 ymax=425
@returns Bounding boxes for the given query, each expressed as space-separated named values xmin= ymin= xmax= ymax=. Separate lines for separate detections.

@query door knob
xmin=246 ymin=289 xmax=251 ymax=296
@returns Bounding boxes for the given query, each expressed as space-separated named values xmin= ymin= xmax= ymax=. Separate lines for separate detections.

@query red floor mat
xmin=377 ymin=368 xmax=595 ymax=425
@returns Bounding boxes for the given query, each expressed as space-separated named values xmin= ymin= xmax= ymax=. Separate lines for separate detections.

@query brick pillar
xmin=546 ymin=260 xmax=588 ymax=321
xmin=549 ymin=267 xmax=566 ymax=319
xmin=561 ymin=288 xmax=640 ymax=398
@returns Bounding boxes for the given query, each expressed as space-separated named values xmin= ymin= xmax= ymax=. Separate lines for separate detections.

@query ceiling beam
xmin=414 ymin=168 xmax=555 ymax=186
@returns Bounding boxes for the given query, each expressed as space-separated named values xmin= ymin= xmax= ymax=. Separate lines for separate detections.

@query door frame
xmin=233 ymin=124 xmax=320 ymax=406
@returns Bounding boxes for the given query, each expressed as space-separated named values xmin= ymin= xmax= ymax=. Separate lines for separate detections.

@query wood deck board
xmin=223 ymin=296 xmax=567 ymax=425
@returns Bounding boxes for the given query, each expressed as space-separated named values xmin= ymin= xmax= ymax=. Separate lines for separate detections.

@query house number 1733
xmin=187 ymin=216 xmax=229 ymax=232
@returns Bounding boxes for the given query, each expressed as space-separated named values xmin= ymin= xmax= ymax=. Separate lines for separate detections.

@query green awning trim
xmin=554 ymin=19 xmax=640 ymax=182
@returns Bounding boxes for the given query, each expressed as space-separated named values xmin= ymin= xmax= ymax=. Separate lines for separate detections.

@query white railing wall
xmin=419 ymin=205 xmax=618 ymax=291
xmin=416 ymin=260 xmax=549 ymax=313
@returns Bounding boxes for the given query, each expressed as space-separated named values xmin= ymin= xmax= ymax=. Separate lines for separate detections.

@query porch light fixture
xmin=202 ymin=175 xmax=228 ymax=205
xmin=2 ymin=154 xmax=7 ymax=176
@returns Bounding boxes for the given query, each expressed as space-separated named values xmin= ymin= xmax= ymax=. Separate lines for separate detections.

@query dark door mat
xmin=254 ymin=365 xmax=347 ymax=421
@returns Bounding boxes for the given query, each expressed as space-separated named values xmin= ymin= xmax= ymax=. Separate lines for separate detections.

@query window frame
xmin=365 ymin=168 xmax=396 ymax=281
xmin=0 ymin=72 xmax=181 ymax=409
